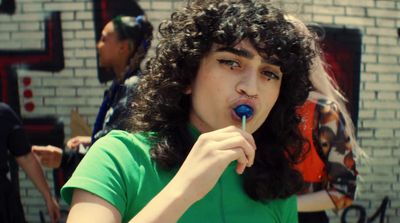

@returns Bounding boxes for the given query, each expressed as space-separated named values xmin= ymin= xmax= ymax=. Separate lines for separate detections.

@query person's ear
xmin=119 ymin=41 xmax=130 ymax=53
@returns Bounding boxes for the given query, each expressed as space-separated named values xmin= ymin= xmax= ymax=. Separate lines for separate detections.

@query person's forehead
xmin=103 ymin=22 xmax=116 ymax=35
xmin=210 ymin=40 xmax=280 ymax=66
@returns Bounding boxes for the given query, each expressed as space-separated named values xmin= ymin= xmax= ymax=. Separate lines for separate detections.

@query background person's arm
xmin=16 ymin=152 xmax=60 ymax=223
xmin=297 ymin=190 xmax=335 ymax=212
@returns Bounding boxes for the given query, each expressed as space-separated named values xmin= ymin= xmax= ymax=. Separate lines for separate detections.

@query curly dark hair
xmin=131 ymin=0 xmax=314 ymax=201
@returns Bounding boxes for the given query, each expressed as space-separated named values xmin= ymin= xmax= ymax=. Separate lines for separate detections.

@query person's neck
xmin=113 ymin=64 xmax=128 ymax=83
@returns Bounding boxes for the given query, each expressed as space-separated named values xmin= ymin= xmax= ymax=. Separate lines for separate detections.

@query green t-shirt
xmin=61 ymin=130 xmax=298 ymax=223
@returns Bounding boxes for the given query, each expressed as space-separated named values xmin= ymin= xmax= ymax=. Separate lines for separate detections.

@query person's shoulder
xmin=267 ymin=195 xmax=298 ymax=222
xmin=104 ymin=130 xmax=157 ymax=145
xmin=95 ymin=130 xmax=158 ymax=158
xmin=0 ymin=102 xmax=13 ymax=115
xmin=268 ymin=195 xmax=297 ymax=208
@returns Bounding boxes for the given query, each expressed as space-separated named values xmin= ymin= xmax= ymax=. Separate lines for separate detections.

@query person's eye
xmin=217 ymin=59 xmax=241 ymax=70
xmin=261 ymin=70 xmax=280 ymax=80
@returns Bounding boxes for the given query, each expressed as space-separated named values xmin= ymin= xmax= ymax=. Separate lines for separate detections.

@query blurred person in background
xmin=0 ymin=102 xmax=60 ymax=223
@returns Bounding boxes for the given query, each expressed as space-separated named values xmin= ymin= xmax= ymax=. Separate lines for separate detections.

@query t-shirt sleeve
xmin=61 ymin=131 xmax=141 ymax=215
xmin=283 ymin=195 xmax=298 ymax=223
xmin=1 ymin=103 xmax=31 ymax=156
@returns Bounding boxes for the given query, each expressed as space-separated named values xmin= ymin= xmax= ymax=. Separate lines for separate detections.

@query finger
xmin=203 ymin=126 xmax=257 ymax=149
xmin=217 ymin=135 xmax=256 ymax=167
xmin=236 ymin=162 xmax=246 ymax=175
xmin=222 ymin=148 xmax=248 ymax=174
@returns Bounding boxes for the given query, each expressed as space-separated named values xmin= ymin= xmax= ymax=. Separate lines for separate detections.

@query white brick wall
xmin=0 ymin=0 xmax=399 ymax=222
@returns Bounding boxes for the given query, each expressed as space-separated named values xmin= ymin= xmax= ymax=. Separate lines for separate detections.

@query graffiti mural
xmin=0 ymin=12 xmax=64 ymax=113
xmin=318 ymin=26 xmax=362 ymax=125
xmin=0 ymin=0 xmax=16 ymax=15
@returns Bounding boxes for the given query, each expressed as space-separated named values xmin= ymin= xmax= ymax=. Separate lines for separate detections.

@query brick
xmin=357 ymin=130 xmax=374 ymax=137
xmin=374 ymin=129 xmax=394 ymax=138
xmin=21 ymin=41 xmax=42 ymax=49
xmin=147 ymin=11 xmax=173 ymax=21
xmin=363 ymin=119 xmax=400 ymax=128
xmin=46 ymin=97 xmax=87 ymax=106
xmin=0 ymin=23 xmax=18 ymax=31
xmin=378 ymin=55 xmax=397 ymax=64
xmin=378 ymin=36 xmax=398 ymax=46
xmin=370 ymin=61 xmax=400 ymax=73
xmin=74 ymin=68 xmax=97 ymax=77
xmin=362 ymin=138 xmax=400 ymax=147
xmin=33 ymin=88 xmax=55 ymax=96
xmin=61 ymin=12 xmax=75 ymax=21
xmin=19 ymin=22 xmax=41 ymax=31
xmin=77 ymin=88 xmax=104 ymax=96
xmin=65 ymin=59 xmax=84 ymax=67
xmin=75 ymin=30 xmax=95 ymax=39
xmin=22 ymin=3 xmax=43 ymax=12
xmin=84 ymin=39 xmax=96 ymax=48
xmin=63 ymin=40 xmax=85 ymax=48
xmin=362 ymin=36 xmax=377 ymax=44
xmin=313 ymin=15 xmax=333 ymax=23
xmin=335 ymin=16 xmax=374 ymax=26
xmin=376 ymin=18 xmax=396 ymax=28
xmin=85 ymin=2 xmax=93 ymax=10
xmin=85 ymin=78 xmax=107 ymax=87
xmin=84 ymin=21 xmax=94 ymax=29
xmin=377 ymin=92 xmax=397 ymax=100
xmin=376 ymin=110 xmax=396 ymax=119
xmin=62 ymin=21 xmax=83 ymax=30
xmin=359 ymin=91 xmax=376 ymax=100
xmin=365 ymin=82 xmax=400 ymax=91
xmin=56 ymin=107 xmax=74 ymax=115
xmin=10 ymin=13 xmax=44 ymax=22
xmin=373 ymin=148 xmax=393 ymax=157
xmin=77 ymin=106 xmax=99 ymax=115
xmin=85 ymin=59 xmax=98 ymax=68
xmin=139 ymin=1 xmax=151 ymax=10
xmin=368 ymin=8 xmax=400 ymax=19
xmin=74 ymin=49 xmax=96 ymax=58
xmin=26 ymin=106 xmax=56 ymax=115
xmin=366 ymin=27 xmax=398 ymax=37
xmin=12 ymin=31 xmax=44 ymax=40
xmin=87 ymin=97 xmax=103 ymax=106
xmin=313 ymin=0 xmax=333 ymax=4
xmin=372 ymin=183 xmax=392 ymax=192
xmin=56 ymin=88 xmax=77 ymax=96
xmin=0 ymin=41 xmax=21 ymax=49
xmin=152 ymin=1 xmax=173 ymax=10
xmin=361 ymin=54 xmax=377 ymax=63
xmin=362 ymin=174 xmax=397 ymax=183
xmin=305 ymin=5 xmax=345 ymax=15
xmin=345 ymin=7 xmax=366 ymax=16
xmin=376 ymin=1 xmax=396 ymax=9
xmin=333 ymin=0 xmax=374 ymax=7
xmin=76 ymin=11 xmax=93 ymax=20
xmin=44 ymin=3 xmax=86 ymax=11
xmin=43 ymin=78 xmax=84 ymax=87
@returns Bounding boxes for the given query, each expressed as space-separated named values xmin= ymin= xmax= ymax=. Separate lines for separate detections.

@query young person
xmin=286 ymin=15 xmax=361 ymax=223
xmin=33 ymin=15 xmax=153 ymax=175
xmin=61 ymin=1 xmax=316 ymax=222
xmin=0 ymin=102 xmax=60 ymax=223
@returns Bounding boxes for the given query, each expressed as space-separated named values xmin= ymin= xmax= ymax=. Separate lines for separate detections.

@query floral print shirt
xmin=296 ymin=96 xmax=357 ymax=210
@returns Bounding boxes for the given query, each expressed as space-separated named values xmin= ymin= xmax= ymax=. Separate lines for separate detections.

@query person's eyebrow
xmin=215 ymin=46 xmax=281 ymax=67
xmin=215 ymin=46 xmax=253 ymax=59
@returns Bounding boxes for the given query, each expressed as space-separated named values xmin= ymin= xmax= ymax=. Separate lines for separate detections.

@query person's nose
xmin=96 ymin=41 xmax=101 ymax=50
xmin=236 ymin=69 xmax=258 ymax=98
